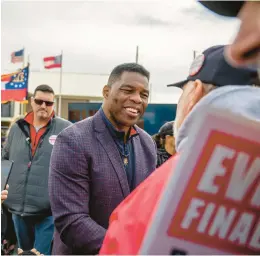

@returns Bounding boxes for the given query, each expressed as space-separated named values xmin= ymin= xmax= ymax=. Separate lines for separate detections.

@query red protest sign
xmin=168 ymin=130 xmax=260 ymax=255
xmin=139 ymin=107 xmax=260 ymax=255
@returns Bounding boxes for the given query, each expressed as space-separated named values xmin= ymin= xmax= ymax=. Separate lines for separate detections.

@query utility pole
xmin=193 ymin=50 xmax=196 ymax=60
xmin=136 ymin=45 xmax=139 ymax=63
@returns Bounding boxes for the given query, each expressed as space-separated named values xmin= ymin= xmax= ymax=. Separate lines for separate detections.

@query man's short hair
xmin=107 ymin=63 xmax=150 ymax=86
xmin=33 ymin=84 xmax=55 ymax=96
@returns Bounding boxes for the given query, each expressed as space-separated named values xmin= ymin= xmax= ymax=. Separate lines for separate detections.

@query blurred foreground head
xmin=199 ymin=1 xmax=260 ymax=69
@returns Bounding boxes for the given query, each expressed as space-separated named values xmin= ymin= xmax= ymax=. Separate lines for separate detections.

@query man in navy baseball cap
xmin=167 ymin=45 xmax=258 ymax=89
xmin=167 ymin=45 xmax=259 ymax=144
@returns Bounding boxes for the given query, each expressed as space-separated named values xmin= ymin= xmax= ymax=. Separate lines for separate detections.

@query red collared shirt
xmin=24 ymin=111 xmax=54 ymax=156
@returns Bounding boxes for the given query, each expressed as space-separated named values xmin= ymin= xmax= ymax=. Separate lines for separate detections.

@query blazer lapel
xmin=133 ymin=135 xmax=149 ymax=187
xmin=94 ymin=111 xmax=130 ymax=197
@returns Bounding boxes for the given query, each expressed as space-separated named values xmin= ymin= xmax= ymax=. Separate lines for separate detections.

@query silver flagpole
xmin=136 ymin=45 xmax=139 ymax=63
xmin=58 ymin=50 xmax=63 ymax=117
xmin=20 ymin=47 xmax=26 ymax=115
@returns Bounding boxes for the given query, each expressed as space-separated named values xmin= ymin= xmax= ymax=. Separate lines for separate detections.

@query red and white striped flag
xmin=43 ymin=55 xmax=62 ymax=69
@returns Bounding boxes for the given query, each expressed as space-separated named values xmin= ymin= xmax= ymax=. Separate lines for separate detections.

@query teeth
xmin=126 ymin=108 xmax=138 ymax=113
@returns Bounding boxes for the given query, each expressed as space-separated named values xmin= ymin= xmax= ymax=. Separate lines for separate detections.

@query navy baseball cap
xmin=167 ymin=45 xmax=259 ymax=88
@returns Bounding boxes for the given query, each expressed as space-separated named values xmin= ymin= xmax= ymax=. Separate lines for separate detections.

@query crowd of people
xmin=1 ymin=0 xmax=260 ymax=255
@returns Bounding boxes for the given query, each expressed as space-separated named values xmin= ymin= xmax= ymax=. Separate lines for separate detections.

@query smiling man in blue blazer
xmin=49 ymin=63 xmax=157 ymax=255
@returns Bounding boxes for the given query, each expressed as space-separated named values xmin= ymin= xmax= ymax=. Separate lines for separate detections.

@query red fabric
xmin=24 ymin=111 xmax=54 ymax=156
xmin=1 ymin=74 xmax=12 ymax=82
xmin=44 ymin=64 xmax=62 ymax=69
xmin=100 ymin=154 xmax=180 ymax=255
xmin=1 ymin=89 xmax=27 ymax=102
xmin=43 ymin=56 xmax=55 ymax=61
xmin=130 ymin=127 xmax=137 ymax=136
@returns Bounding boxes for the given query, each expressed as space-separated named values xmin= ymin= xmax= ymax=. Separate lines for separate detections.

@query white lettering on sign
xmin=229 ymin=213 xmax=255 ymax=246
xmin=181 ymin=198 xmax=204 ymax=229
xmin=226 ymin=153 xmax=260 ymax=203
xmin=249 ymin=221 xmax=260 ymax=250
xmin=251 ymin=184 xmax=260 ymax=208
xmin=197 ymin=145 xmax=260 ymax=207
xmin=197 ymin=145 xmax=235 ymax=194
xmin=197 ymin=203 xmax=215 ymax=233
xmin=179 ymin=199 xmax=259 ymax=250
xmin=208 ymin=206 xmax=236 ymax=239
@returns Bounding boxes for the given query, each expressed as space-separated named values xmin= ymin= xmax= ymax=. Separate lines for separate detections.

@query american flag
xmin=11 ymin=49 xmax=24 ymax=63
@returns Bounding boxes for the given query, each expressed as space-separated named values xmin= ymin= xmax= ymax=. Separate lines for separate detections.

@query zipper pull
xmin=26 ymin=137 xmax=31 ymax=145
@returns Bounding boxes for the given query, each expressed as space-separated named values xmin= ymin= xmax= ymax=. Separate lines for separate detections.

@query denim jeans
xmin=12 ymin=214 xmax=54 ymax=255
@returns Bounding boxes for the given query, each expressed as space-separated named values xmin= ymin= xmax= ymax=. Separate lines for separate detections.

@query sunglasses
xmin=34 ymin=98 xmax=54 ymax=107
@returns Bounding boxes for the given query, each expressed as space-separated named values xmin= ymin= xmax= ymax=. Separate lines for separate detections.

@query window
xmin=1 ymin=102 xmax=14 ymax=117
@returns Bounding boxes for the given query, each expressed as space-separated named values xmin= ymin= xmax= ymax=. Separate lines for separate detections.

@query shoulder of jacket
xmin=59 ymin=116 xmax=94 ymax=136
xmin=74 ymin=115 xmax=94 ymax=128
xmin=136 ymin=126 xmax=153 ymax=141
xmin=13 ymin=119 xmax=28 ymax=133
xmin=53 ymin=116 xmax=71 ymax=126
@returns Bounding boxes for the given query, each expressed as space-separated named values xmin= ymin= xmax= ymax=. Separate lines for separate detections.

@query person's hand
xmin=225 ymin=1 xmax=260 ymax=67
xmin=1 ymin=184 xmax=9 ymax=203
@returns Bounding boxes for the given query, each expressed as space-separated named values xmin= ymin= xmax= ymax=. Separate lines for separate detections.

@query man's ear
xmin=187 ymin=79 xmax=204 ymax=112
xmin=102 ymin=85 xmax=111 ymax=99
xmin=31 ymin=96 xmax=34 ymax=105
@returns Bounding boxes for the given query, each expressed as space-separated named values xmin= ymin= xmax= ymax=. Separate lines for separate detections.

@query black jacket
xmin=156 ymin=148 xmax=172 ymax=168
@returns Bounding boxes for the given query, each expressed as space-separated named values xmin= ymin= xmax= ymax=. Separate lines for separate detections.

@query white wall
xmin=27 ymin=71 xmax=182 ymax=103
xmin=28 ymin=71 xmax=109 ymax=97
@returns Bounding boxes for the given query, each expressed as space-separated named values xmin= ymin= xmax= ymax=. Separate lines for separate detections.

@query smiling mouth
xmin=124 ymin=107 xmax=140 ymax=117
xmin=126 ymin=107 xmax=138 ymax=113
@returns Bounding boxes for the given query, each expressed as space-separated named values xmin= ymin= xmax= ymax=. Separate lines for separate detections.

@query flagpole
xmin=135 ymin=45 xmax=139 ymax=63
xmin=58 ymin=50 xmax=63 ymax=117
xmin=25 ymin=53 xmax=30 ymax=112
xmin=22 ymin=47 xmax=25 ymax=68
xmin=20 ymin=47 xmax=26 ymax=115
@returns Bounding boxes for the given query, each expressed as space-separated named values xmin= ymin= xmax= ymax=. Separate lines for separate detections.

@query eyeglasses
xmin=34 ymin=98 xmax=54 ymax=107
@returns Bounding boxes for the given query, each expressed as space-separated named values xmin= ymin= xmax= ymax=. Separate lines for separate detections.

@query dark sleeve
xmin=49 ymin=127 xmax=106 ymax=254
xmin=199 ymin=1 xmax=244 ymax=17
xmin=156 ymin=152 xmax=165 ymax=168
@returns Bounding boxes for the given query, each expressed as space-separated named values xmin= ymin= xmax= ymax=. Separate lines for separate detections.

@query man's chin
xmin=37 ymin=114 xmax=48 ymax=120
xmin=123 ymin=117 xmax=140 ymax=127
xmin=115 ymin=118 xmax=138 ymax=131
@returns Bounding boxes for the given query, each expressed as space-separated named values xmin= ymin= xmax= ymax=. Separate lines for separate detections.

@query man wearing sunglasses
xmin=2 ymin=84 xmax=71 ymax=255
